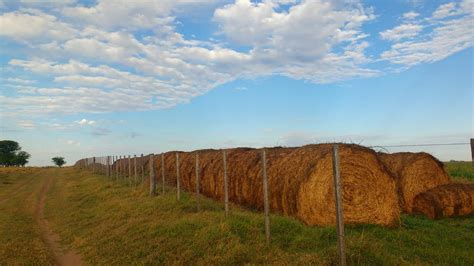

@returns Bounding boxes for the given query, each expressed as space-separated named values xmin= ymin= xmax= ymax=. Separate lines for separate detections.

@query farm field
xmin=0 ymin=166 xmax=473 ymax=265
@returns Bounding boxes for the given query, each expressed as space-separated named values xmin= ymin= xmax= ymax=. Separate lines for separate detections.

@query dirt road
xmin=36 ymin=175 xmax=83 ymax=266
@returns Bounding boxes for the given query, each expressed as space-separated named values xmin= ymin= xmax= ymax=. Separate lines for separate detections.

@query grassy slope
xmin=1 ymin=166 xmax=473 ymax=265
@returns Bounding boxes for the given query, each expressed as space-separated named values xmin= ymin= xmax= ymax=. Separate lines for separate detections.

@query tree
xmin=11 ymin=151 xmax=31 ymax=167
xmin=52 ymin=157 xmax=66 ymax=167
xmin=0 ymin=140 xmax=25 ymax=167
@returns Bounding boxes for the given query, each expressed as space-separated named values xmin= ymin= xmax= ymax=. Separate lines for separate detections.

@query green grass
xmin=444 ymin=161 xmax=474 ymax=181
xmin=1 ymin=167 xmax=473 ymax=265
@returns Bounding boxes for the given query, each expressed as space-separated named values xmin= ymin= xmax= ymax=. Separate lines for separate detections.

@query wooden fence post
xmin=123 ymin=155 xmax=126 ymax=180
xmin=141 ymin=153 xmax=144 ymax=183
xmin=176 ymin=152 xmax=180 ymax=201
xmin=115 ymin=156 xmax=118 ymax=180
xmin=92 ymin=157 xmax=96 ymax=173
xmin=223 ymin=149 xmax=229 ymax=217
xmin=128 ymin=155 xmax=132 ymax=186
xmin=262 ymin=149 xmax=270 ymax=246
xmin=332 ymin=145 xmax=346 ymax=266
xmin=134 ymin=155 xmax=137 ymax=187
xmin=161 ymin=153 xmax=165 ymax=194
xmin=106 ymin=156 xmax=110 ymax=177
xmin=470 ymin=138 xmax=473 ymax=165
xmin=195 ymin=152 xmax=200 ymax=211
xmin=118 ymin=156 xmax=121 ymax=180
xmin=149 ymin=154 xmax=156 ymax=196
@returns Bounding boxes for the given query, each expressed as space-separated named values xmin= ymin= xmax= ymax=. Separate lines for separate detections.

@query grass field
xmin=444 ymin=161 xmax=474 ymax=182
xmin=0 ymin=165 xmax=473 ymax=265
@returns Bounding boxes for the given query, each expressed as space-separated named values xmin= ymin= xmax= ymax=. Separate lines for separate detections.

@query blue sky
xmin=0 ymin=0 xmax=472 ymax=166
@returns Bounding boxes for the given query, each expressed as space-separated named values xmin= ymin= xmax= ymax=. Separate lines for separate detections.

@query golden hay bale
xmin=149 ymin=144 xmax=399 ymax=226
xmin=378 ymin=152 xmax=451 ymax=213
xmin=412 ymin=183 xmax=474 ymax=219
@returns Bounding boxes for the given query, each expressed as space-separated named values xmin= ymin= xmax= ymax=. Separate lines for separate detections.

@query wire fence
xmin=73 ymin=140 xmax=473 ymax=265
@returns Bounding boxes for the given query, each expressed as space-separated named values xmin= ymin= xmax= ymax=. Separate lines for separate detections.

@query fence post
xmin=93 ymin=157 xmax=96 ymax=173
xmin=161 ymin=153 xmax=165 ymax=194
xmin=128 ymin=155 xmax=132 ymax=186
xmin=149 ymin=154 xmax=156 ymax=196
xmin=115 ymin=156 xmax=118 ymax=180
xmin=262 ymin=149 xmax=270 ymax=246
xmin=470 ymin=138 xmax=473 ymax=165
xmin=123 ymin=155 xmax=126 ymax=180
xmin=110 ymin=156 xmax=113 ymax=178
xmin=106 ymin=156 xmax=110 ymax=177
xmin=332 ymin=145 xmax=346 ymax=266
xmin=223 ymin=149 xmax=229 ymax=217
xmin=176 ymin=152 xmax=180 ymax=201
xmin=118 ymin=156 xmax=121 ymax=180
xmin=134 ymin=155 xmax=137 ymax=187
xmin=195 ymin=152 xmax=200 ymax=211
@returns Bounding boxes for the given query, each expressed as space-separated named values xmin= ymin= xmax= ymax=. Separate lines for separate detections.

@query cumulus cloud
xmin=402 ymin=11 xmax=419 ymax=20
xmin=76 ymin=118 xmax=96 ymax=125
xmin=0 ymin=0 xmax=472 ymax=117
xmin=0 ymin=9 xmax=77 ymax=42
xmin=380 ymin=0 xmax=473 ymax=66
xmin=380 ymin=24 xmax=423 ymax=41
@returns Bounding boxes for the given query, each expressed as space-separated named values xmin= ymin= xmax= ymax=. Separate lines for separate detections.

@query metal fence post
xmin=332 ymin=145 xmax=346 ymax=266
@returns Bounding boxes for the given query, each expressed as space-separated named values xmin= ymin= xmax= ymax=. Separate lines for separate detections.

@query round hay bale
xmin=412 ymin=183 xmax=474 ymax=219
xmin=296 ymin=144 xmax=400 ymax=226
xmin=378 ymin=152 xmax=451 ymax=213
xmin=152 ymin=144 xmax=400 ymax=226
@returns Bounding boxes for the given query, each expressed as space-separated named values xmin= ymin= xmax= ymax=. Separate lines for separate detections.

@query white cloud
xmin=3 ymin=77 xmax=35 ymax=84
xmin=0 ymin=9 xmax=77 ymax=42
xmin=58 ymin=139 xmax=80 ymax=146
xmin=402 ymin=11 xmax=419 ymax=20
xmin=432 ymin=2 xmax=460 ymax=19
xmin=380 ymin=24 xmax=423 ymax=41
xmin=77 ymin=118 xmax=96 ymax=125
xmin=17 ymin=121 xmax=35 ymax=129
xmin=0 ymin=0 xmax=472 ymax=117
xmin=380 ymin=0 xmax=473 ymax=66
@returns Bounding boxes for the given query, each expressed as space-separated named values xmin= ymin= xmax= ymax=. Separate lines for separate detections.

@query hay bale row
xmin=412 ymin=183 xmax=474 ymax=219
xmin=125 ymin=144 xmax=400 ymax=226
xmin=378 ymin=152 xmax=451 ymax=213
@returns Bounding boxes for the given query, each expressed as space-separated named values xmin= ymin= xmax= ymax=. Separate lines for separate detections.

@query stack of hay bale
xmin=106 ymin=143 xmax=472 ymax=226
xmin=378 ymin=152 xmax=473 ymax=219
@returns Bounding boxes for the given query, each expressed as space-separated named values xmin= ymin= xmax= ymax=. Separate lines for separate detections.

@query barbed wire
xmin=374 ymin=142 xmax=470 ymax=148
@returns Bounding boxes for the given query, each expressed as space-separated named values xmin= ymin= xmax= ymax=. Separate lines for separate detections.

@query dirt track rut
xmin=36 ymin=175 xmax=83 ymax=266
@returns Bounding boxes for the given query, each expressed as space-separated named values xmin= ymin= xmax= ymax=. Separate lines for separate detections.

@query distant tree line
xmin=0 ymin=140 xmax=31 ymax=167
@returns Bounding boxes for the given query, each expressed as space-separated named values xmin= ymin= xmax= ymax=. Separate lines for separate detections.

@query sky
xmin=0 ymin=0 xmax=472 ymax=166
